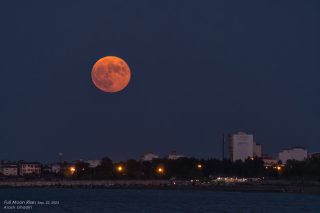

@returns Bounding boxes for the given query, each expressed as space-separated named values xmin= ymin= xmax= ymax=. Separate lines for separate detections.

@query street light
xmin=69 ymin=166 xmax=76 ymax=174
xmin=197 ymin=164 xmax=203 ymax=169
xmin=156 ymin=166 xmax=164 ymax=175
xmin=117 ymin=165 xmax=123 ymax=173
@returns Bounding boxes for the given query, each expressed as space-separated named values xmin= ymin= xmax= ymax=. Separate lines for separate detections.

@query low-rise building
xmin=0 ymin=163 xmax=18 ymax=176
xmin=278 ymin=147 xmax=307 ymax=164
xmin=141 ymin=152 xmax=159 ymax=161
xmin=309 ymin=152 xmax=320 ymax=159
xmin=85 ymin=160 xmax=101 ymax=168
xmin=261 ymin=154 xmax=278 ymax=168
xmin=19 ymin=162 xmax=42 ymax=175
xmin=50 ymin=164 xmax=61 ymax=173
xmin=42 ymin=164 xmax=61 ymax=174
xmin=167 ymin=151 xmax=185 ymax=160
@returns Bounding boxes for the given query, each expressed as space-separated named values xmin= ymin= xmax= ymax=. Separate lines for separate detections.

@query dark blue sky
xmin=1 ymin=1 xmax=319 ymax=162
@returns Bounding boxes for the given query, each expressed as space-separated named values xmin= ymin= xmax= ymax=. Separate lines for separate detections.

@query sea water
xmin=0 ymin=188 xmax=319 ymax=212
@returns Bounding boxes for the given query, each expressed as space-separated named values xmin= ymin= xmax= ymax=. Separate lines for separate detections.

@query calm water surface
xmin=0 ymin=188 xmax=319 ymax=213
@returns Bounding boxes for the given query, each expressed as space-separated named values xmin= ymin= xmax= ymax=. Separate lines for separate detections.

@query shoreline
xmin=0 ymin=180 xmax=320 ymax=194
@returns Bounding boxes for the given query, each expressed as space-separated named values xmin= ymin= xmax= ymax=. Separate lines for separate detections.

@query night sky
xmin=1 ymin=1 xmax=319 ymax=162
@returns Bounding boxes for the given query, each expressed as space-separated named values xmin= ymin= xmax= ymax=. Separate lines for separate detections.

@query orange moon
xmin=91 ymin=56 xmax=131 ymax=93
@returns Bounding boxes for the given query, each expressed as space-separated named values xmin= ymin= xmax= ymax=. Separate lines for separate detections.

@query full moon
xmin=91 ymin=56 xmax=131 ymax=93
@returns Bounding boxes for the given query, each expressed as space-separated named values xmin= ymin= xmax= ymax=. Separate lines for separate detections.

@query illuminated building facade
xmin=229 ymin=131 xmax=254 ymax=162
xmin=278 ymin=147 xmax=307 ymax=163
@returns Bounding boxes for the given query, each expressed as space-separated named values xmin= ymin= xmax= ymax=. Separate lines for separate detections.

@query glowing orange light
xmin=69 ymin=166 xmax=76 ymax=174
xmin=157 ymin=167 xmax=164 ymax=174
xmin=117 ymin=165 xmax=123 ymax=172
xmin=197 ymin=164 xmax=202 ymax=169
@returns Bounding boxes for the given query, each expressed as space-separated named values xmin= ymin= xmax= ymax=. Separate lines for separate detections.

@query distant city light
xmin=117 ymin=165 xmax=123 ymax=172
xmin=157 ymin=166 xmax=164 ymax=174
xmin=197 ymin=164 xmax=202 ymax=169
xmin=69 ymin=166 xmax=76 ymax=174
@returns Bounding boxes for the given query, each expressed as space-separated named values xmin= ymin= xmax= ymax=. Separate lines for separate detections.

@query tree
xmin=126 ymin=159 xmax=142 ymax=179
xmin=95 ymin=157 xmax=113 ymax=179
xmin=75 ymin=162 xmax=90 ymax=178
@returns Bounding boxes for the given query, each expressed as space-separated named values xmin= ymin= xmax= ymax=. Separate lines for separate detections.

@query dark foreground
xmin=0 ymin=188 xmax=319 ymax=213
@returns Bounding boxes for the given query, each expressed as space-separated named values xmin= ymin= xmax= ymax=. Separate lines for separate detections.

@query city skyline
xmin=0 ymin=130 xmax=315 ymax=164
xmin=1 ymin=1 xmax=319 ymax=162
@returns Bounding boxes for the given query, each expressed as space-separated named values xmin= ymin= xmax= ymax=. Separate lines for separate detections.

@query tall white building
xmin=278 ymin=147 xmax=307 ymax=164
xmin=229 ymin=131 xmax=254 ymax=162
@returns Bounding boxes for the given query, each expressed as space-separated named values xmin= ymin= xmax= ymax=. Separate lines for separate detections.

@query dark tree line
xmin=55 ymin=156 xmax=320 ymax=181
xmin=283 ymin=158 xmax=320 ymax=180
